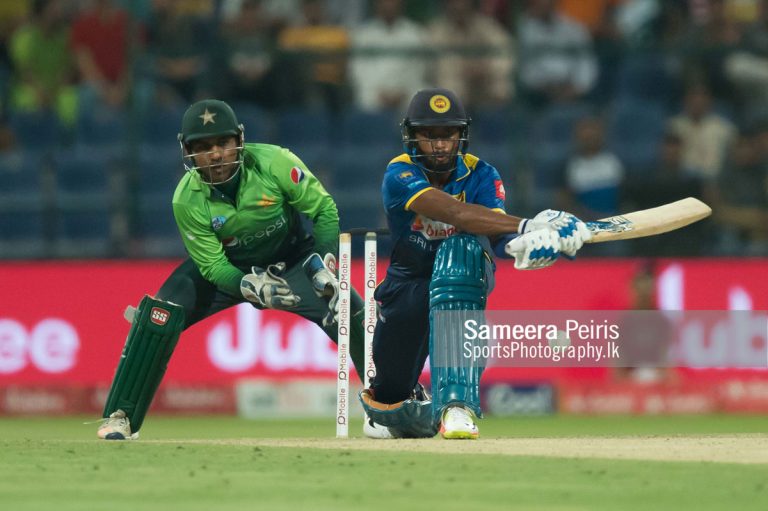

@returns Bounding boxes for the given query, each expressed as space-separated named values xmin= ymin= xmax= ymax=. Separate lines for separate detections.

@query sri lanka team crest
xmin=290 ymin=167 xmax=305 ymax=184
xmin=429 ymin=94 xmax=451 ymax=113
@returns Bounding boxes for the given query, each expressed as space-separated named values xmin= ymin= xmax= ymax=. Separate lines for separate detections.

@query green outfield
xmin=1 ymin=415 xmax=767 ymax=511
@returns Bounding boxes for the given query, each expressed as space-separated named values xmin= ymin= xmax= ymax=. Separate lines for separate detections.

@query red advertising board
xmin=1 ymin=259 xmax=766 ymax=400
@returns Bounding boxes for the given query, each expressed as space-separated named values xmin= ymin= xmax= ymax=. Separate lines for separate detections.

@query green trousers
xmin=156 ymin=257 xmax=366 ymax=380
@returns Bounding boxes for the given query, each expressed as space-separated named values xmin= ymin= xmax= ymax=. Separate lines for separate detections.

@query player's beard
xmin=199 ymin=161 xmax=240 ymax=184
xmin=423 ymin=151 xmax=458 ymax=173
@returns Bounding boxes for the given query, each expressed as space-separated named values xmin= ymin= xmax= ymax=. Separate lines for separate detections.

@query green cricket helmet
xmin=401 ymin=88 xmax=471 ymax=174
xmin=178 ymin=99 xmax=245 ymax=185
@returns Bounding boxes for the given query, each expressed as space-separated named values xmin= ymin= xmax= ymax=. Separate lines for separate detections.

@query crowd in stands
xmin=0 ymin=0 xmax=766 ymax=258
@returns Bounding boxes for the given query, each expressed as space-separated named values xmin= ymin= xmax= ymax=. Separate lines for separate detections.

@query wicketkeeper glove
xmin=240 ymin=263 xmax=301 ymax=309
xmin=504 ymin=229 xmax=561 ymax=270
xmin=518 ymin=209 xmax=592 ymax=258
xmin=302 ymin=252 xmax=339 ymax=327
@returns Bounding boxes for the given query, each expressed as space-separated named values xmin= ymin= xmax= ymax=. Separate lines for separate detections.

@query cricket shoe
xmin=97 ymin=410 xmax=139 ymax=440
xmin=439 ymin=405 xmax=479 ymax=440
xmin=363 ymin=415 xmax=394 ymax=439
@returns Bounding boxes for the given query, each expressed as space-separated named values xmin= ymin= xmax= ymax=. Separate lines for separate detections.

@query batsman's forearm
xmin=448 ymin=202 xmax=522 ymax=235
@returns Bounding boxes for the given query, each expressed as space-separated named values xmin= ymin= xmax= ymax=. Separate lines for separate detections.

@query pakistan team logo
xmin=212 ymin=215 xmax=227 ymax=231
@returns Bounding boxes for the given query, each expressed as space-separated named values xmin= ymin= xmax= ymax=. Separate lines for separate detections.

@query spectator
xmin=427 ymin=0 xmax=514 ymax=109
xmin=667 ymin=82 xmax=736 ymax=181
xmin=216 ymin=0 xmax=277 ymax=106
xmin=517 ymin=0 xmax=598 ymax=108
xmin=70 ymin=0 xmax=136 ymax=110
xmin=559 ymin=0 xmax=621 ymax=39
xmin=349 ymin=0 xmax=426 ymax=112
xmin=8 ymin=0 xmax=78 ymax=126
xmin=678 ymin=0 xmax=744 ymax=105
xmin=0 ymin=0 xmax=28 ymax=116
xmin=557 ymin=115 xmax=624 ymax=219
xmin=722 ymin=7 xmax=768 ymax=118
xmin=712 ymin=129 xmax=768 ymax=254
xmin=277 ymin=0 xmax=350 ymax=112
xmin=145 ymin=0 xmax=210 ymax=104
xmin=622 ymin=132 xmax=710 ymax=256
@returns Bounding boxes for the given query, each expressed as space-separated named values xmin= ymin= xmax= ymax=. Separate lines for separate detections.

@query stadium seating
xmin=607 ymin=100 xmax=666 ymax=173
xmin=49 ymin=146 xmax=123 ymax=256
xmin=614 ymin=53 xmax=680 ymax=106
xmin=9 ymin=110 xmax=60 ymax=149
xmin=274 ymin=109 xmax=333 ymax=147
xmin=338 ymin=109 xmax=401 ymax=149
xmin=139 ymin=104 xmax=186 ymax=145
xmin=228 ymin=102 xmax=272 ymax=142
xmin=75 ymin=107 xmax=126 ymax=146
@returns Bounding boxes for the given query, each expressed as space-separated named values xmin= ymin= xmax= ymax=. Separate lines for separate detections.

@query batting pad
xmin=429 ymin=235 xmax=488 ymax=419
xmin=102 ymin=295 xmax=184 ymax=432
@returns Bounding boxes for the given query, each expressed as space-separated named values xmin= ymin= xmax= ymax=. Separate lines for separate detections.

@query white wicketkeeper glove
xmin=504 ymin=229 xmax=561 ymax=270
xmin=240 ymin=263 xmax=301 ymax=309
xmin=518 ymin=209 xmax=592 ymax=258
xmin=302 ymin=252 xmax=339 ymax=327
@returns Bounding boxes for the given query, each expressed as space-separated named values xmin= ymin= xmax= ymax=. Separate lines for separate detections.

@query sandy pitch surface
xmin=157 ymin=435 xmax=768 ymax=464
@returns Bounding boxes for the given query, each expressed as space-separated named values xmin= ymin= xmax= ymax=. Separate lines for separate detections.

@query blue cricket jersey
xmin=382 ymin=153 xmax=507 ymax=279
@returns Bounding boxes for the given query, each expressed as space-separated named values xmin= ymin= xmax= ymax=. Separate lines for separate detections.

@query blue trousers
xmin=370 ymin=276 xmax=431 ymax=403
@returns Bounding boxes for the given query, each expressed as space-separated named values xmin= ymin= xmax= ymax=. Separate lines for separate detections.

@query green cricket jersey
xmin=172 ymin=143 xmax=339 ymax=296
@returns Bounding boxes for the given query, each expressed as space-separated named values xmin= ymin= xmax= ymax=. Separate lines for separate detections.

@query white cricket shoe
xmin=363 ymin=415 xmax=394 ymax=439
xmin=97 ymin=410 xmax=139 ymax=440
xmin=439 ymin=405 xmax=479 ymax=440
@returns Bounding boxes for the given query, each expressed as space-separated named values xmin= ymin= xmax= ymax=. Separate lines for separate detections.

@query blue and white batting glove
xmin=504 ymin=229 xmax=561 ymax=270
xmin=519 ymin=209 xmax=591 ymax=258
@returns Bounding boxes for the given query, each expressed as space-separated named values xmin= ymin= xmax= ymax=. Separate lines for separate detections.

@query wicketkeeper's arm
xmin=173 ymin=202 xmax=245 ymax=296
xmin=271 ymin=148 xmax=340 ymax=258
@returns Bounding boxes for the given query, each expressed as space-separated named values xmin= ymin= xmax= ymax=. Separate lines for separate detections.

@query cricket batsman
xmin=359 ymin=88 xmax=592 ymax=439
xmin=97 ymin=99 xmax=367 ymax=439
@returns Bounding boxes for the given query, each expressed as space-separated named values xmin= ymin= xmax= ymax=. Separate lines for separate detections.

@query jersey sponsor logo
xmin=397 ymin=171 xmax=414 ymax=182
xmin=494 ymin=179 xmax=506 ymax=201
xmin=221 ymin=214 xmax=287 ymax=249
xmin=429 ymin=94 xmax=451 ymax=113
xmin=290 ymin=167 xmax=305 ymax=184
xmin=411 ymin=215 xmax=456 ymax=240
xmin=150 ymin=307 xmax=170 ymax=326
xmin=211 ymin=215 xmax=227 ymax=231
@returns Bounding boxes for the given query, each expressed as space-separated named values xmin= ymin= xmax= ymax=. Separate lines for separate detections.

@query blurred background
xmin=0 ymin=0 xmax=766 ymax=258
xmin=1 ymin=0 xmax=767 ymax=419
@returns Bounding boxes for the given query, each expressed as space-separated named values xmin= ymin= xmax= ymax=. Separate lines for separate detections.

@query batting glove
xmin=504 ymin=229 xmax=561 ymax=270
xmin=519 ymin=209 xmax=591 ymax=258
xmin=240 ymin=263 xmax=301 ymax=309
xmin=302 ymin=253 xmax=339 ymax=327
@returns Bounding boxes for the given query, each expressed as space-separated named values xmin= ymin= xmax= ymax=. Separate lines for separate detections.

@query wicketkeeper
xmin=98 ymin=99 xmax=367 ymax=439
xmin=359 ymin=88 xmax=592 ymax=439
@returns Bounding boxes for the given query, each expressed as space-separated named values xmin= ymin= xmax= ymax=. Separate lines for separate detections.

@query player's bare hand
xmin=504 ymin=229 xmax=561 ymax=270
xmin=519 ymin=209 xmax=591 ymax=258
xmin=240 ymin=263 xmax=301 ymax=309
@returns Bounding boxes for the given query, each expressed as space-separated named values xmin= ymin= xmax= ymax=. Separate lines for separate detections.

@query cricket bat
xmin=585 ymin=197 xmax=711 ymax=243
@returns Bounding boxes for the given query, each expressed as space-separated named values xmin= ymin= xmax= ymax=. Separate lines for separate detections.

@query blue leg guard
xmin=359 ymin=389 xmax=439 ymax=438
xmin=429 ymin=234 xmax=489 ymax=420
